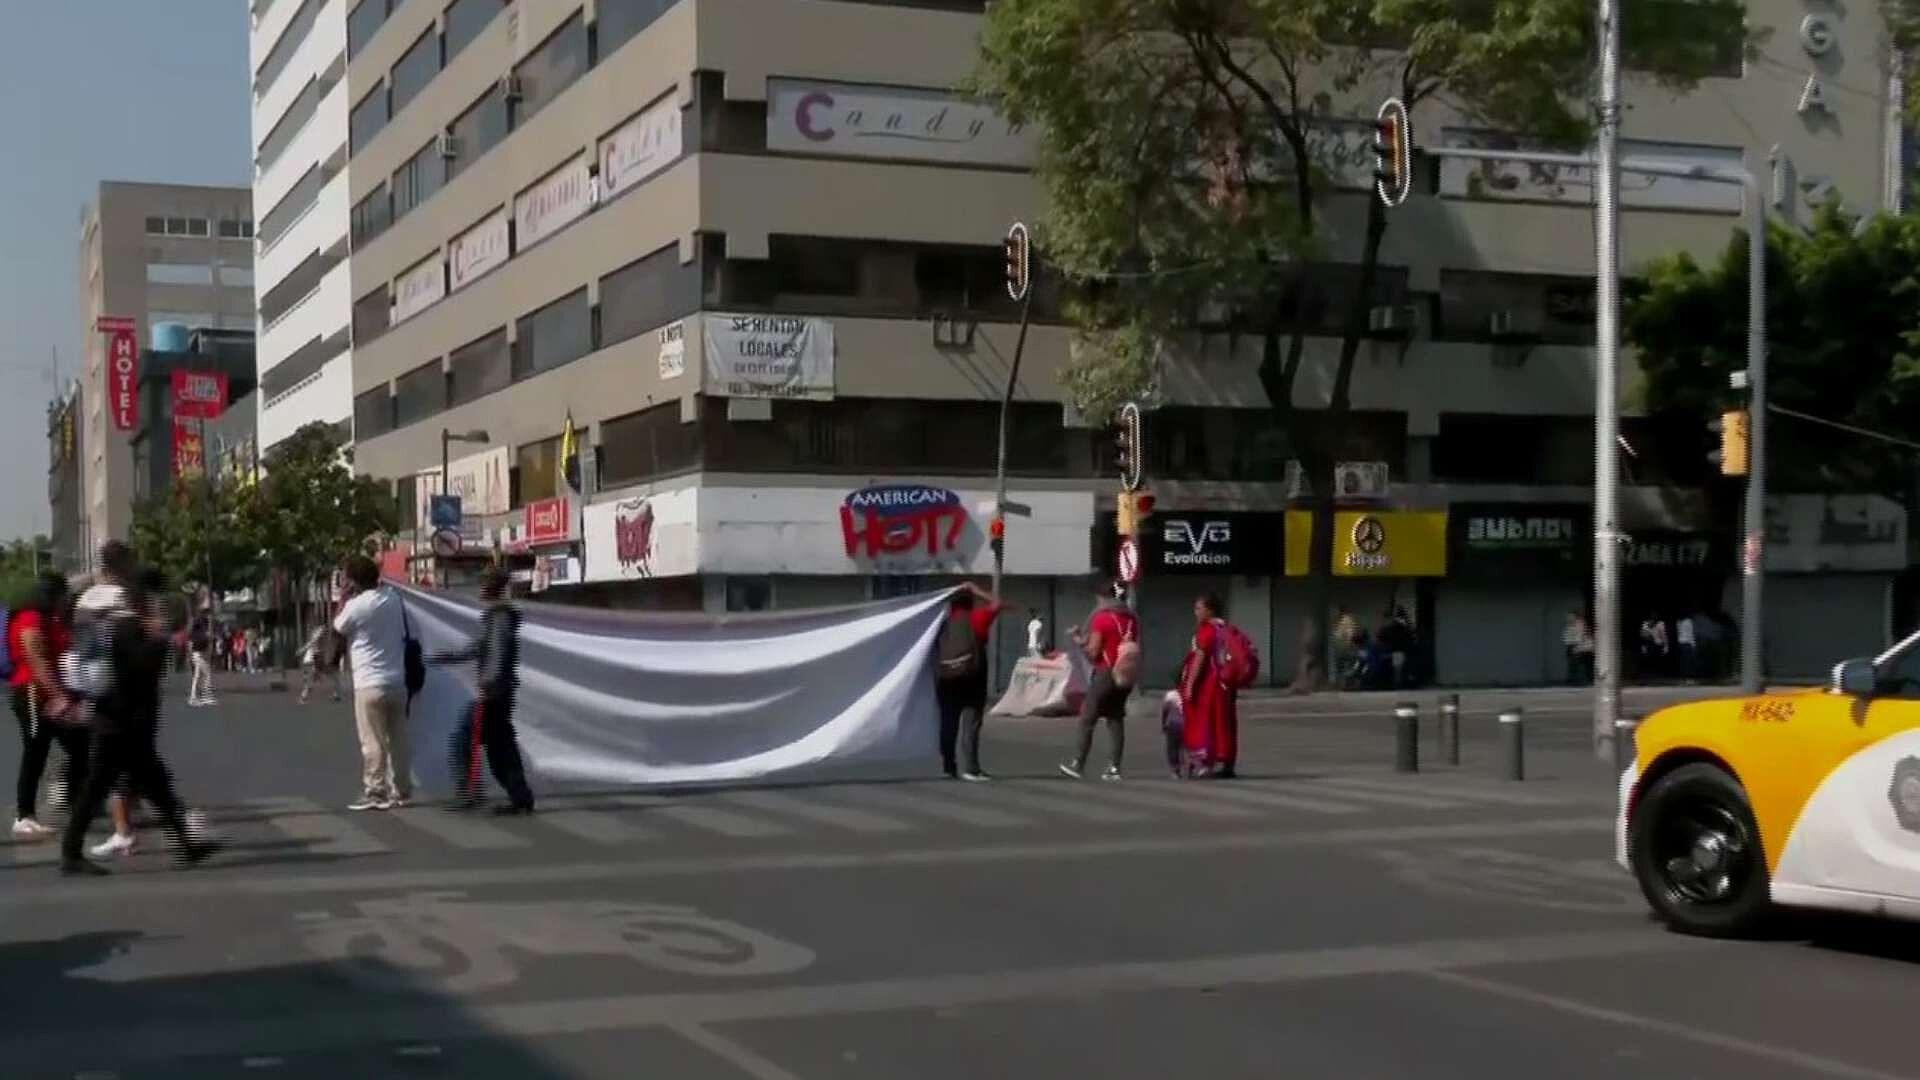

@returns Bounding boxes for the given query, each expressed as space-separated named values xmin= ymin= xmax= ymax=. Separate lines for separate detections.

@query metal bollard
xmin=1439 ymin=693 xmax=1461 ymax=767
xmin=1499 ymin=708 xmax=1525 ymax=781
xmin=1394 ymin=702 xmax=1419 ymax=773
xmin=1613 ymin=718 xmax=1639 ymax=775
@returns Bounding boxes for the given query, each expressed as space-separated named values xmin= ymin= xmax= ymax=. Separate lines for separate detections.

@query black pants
xmin=13 ymin=686 xmax=88 ymax=820
xmin=62 ymin=729 xmax=188 ymax=861
xmin=1073 ymin=669 xmax=1129 ymax=770
xmin=937 ymin=690 xmax=984 ymax=776
xmin=450 ymin=697 xmax=534 ymax=809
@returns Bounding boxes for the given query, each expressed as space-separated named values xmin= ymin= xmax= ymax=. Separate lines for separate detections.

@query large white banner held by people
xmin=390 ymin=584 xmax=947 ymax=792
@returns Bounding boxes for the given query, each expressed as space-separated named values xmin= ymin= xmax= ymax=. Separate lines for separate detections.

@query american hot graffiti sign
xmin=840 ymin=485 xmax=969 ymax=563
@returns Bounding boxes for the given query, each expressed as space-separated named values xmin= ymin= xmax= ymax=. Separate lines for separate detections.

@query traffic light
xmin=1115 ymin=491 xmax=1157 ymax=538
xmin=1114 ymin=421 xmax=1134 ymax=480
xmin=1373 ymin=98 xmax=1412 ymax=208
xmin=1709 ymin=408 xmax=1750 ymax=476
xmin=1004 ymin=222 xmax=1031 ymax=302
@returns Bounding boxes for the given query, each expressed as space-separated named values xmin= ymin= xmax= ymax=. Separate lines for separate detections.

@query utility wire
xmin=1767 ymin=403 xmax=1920 ymax=453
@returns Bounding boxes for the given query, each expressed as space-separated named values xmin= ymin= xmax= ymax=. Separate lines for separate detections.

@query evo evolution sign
xmin=1135 ymin=512 xmax=1283 ymax=575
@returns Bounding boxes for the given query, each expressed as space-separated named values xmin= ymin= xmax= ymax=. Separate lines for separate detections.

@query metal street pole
xmin=1594 ymin=0 xmax=1625 ymax=762
xmin=990 ymin=223 xmax=1034 ymax=696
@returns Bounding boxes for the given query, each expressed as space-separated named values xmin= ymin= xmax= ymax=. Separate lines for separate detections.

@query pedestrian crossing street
xmin=6 ymin=773 xmax=1612 ymax=866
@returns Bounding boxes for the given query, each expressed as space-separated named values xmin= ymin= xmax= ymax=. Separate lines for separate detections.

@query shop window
xmin=726 ymin=577 xmax=773 ymax=612
xmin=512 ymin=288 xmax=593 ymax=380
xmin=599 ymin=243 xmax=701 ymax=348
xmin=392 ymin=359 xmax=447 ymax=429
xmin=448 ymin=327 xmax=510 ymax=406
xmin=511 ymin=13 xmax=588 ymax=126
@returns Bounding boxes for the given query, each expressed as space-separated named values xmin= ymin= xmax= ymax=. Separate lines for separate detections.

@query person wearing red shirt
xmin=11 ymin=571 xmax=84 ymax=840
xmin=1060 ymin=579 xmax=1140 ymax=781
xmin=1179 ymin=592 xmax=1239 ymax=779
xmin=934 ymin=582 xmax=1005 ymax=781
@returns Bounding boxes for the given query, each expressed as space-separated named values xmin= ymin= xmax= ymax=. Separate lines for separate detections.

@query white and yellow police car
xmin=1619 ymin=628 xmax=1920 ymax=936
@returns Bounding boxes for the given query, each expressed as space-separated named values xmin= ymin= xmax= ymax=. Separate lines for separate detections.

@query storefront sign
xmin=105 ymin=322 xmax=139 ymax=430
xmin=1763 ymin=494 xmax=1907 ymax=573
xmin=1439 ymin=129 xmax=1744 ymax=213
xmin=767 ymin=79 xmax=1033 ymax=168
xmin=170 ymin=418 xmax=204 ymax=479
xmin=583 ymin=488 xmax=697 ymax=582
xmin=523 ymin=495 xmax=574 ymax=546
xmin=1286 ymin=511 xmax=1448 ymax=577
xmin=599 ymin=95 xmax=682 ymax=201
xmin=447 ymin=446 xmax=510 ymax=517
xmin=1110 ymin=511 xmax=1283 ymax=575
xmin=514 ymin=152 xmax=596 ymax=250
xmin=1623 ymin=531 xmax=1720 ymax=569
xmin=703 ymin=313 xmax=835 ymax=400
xmin=169 ymin=369 xmax=228 ymax=420
xmin=658 ymin=321 xmax=686 ymax=381
xmin=841 ymin=485 xmax=968 ymax=564
xmin=449 ymin=208 xmax=510 ymax=291
xmin=1450 ymin=503 xmax=1589 ymax=579
xmin=391 ymin=255 xmax=445 ymax=323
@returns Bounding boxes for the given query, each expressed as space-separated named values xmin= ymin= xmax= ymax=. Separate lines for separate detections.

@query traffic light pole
xmin=989 ymin=286 xmax=1033 ymax=695
xmin=1416 ymin=143 xmax=1768 ymax=744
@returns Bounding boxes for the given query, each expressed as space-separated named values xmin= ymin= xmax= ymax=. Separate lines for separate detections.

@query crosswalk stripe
xmin=652 ymin=803 xmax=792 ymax=839
xmin=247 ymin=797 xmax=390 ymax=856
xmin=537 ymin=809 xmax=655 ymax=845
xmin=986 ymin=782 xmax=1151 ymax=824
xmin=1193 ymin=782 xmax=1369 ymax=816
xmin=382 ymin=806 xmax=532 ymax=850
xmin=1074 ymin=782 xmax=1265 ymax=820
xmin=5 ymin=838 xmax=58 ymax=866
xmin=1276 ymin=782 xmax=1461 ymax=811
xmin=1314 ymin=777 xmax=1581 ymax=808
xmin=833 ymin=784 xmax=1030 ymax=828
xmin=724 ymin=789 xmax=914 ymax=834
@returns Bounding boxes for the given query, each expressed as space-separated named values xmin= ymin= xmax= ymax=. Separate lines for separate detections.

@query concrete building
xmin=79 ymin=181 xmax=254 ymax=550
xmin=127 ymin=330 xmax=259 ymax=505
xmin=46 ymin=383 xmax=85 ymax=574
xmin=303 ymin=0 xmax=1906 ymax=684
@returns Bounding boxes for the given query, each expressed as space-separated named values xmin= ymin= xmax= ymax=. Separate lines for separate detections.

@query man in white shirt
xmin=1026 ymin=609 xmax=1045 ymax=656
xmin=333 ymin=556 xmax=411 ymax=810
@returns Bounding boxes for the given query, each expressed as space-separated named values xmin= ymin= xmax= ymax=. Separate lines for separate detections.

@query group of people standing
xmin=1331 ymin=606 xmax=1421 ymax=691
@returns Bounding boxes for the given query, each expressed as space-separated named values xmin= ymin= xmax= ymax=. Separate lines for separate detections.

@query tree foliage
xmin=1625 ymin=205 xmax=1920 ymax=496
xmin=252 ymin=421 xmax=400 ymax=590
xmin=130 ymin=480 xmax=263 ymax=597
xmin=0 ymin=536 xmax=54 ymax=604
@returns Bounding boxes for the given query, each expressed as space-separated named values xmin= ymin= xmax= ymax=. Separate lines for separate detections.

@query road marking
xmin=1307 ymin=776 xmax=1582 ymax=809
xmin=832 ymin=784 xmax=1030 ymax=828
xmin=1076 ymin=782 xmax=1266 ymax=820
xmin=1277 ymin=781 xmax=1462 ymax=811
xmin=667 ymin=1021 xmax=805 ymax=1080
xmin=247 ymin=797 xmax=389 ymax=857
xmin=653 ymin=803 xmax=792 ymax=839
xmin=1 ymin=816 xmax=1613 ymax=907
xmin=1194 ymin=782 xmax=1369 ymax=816
xmin=383 ymin=807 xmax=531 ymax=850
xmin=0 ymin=928 xmax=1702 ymax=1067
xmin=724 ymin=789 xmax=913 ymax=834
xmin=537 ymin=809 xmax=655 ymax=845
xmin=1422 ymin=969 xmax=1911 ymax=1080
xmin=987 ymin=781 xmax=1151 ymax=824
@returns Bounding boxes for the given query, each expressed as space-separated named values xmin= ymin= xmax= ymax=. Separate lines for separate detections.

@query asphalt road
xmin=4 ymin=680 xmax=1917 ymax=1080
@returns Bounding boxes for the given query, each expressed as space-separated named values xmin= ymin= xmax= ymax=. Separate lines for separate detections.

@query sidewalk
xmin=170 ymin=668 xmax=296 ymax=695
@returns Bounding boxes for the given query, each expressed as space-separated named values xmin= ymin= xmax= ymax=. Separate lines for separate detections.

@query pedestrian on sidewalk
xmin=430 ymin=567 xmax=534 ymax=814
xmin=244 ymin=625 xmax=262 ymax=673
xmin=59 ymin=544 xmax=216 ymax=876
xmin=186 ymin=611 xmax=216 ymax=706
xmin=1565 ymin=610 xmax=1596 ymax=685
xmin=90 ymin=567 xmax=179 ymax=860
xmin=1060 ymin=579 xmax=1139 ymax=781
xmin=333 ymin=556 xmax=412 ymax=811
xmin=11 ymin=571 xmax=83 ymax=842
xmin=298 ymin=623 xmax=342 ymax=704
xmin=933 ymin=582 xmax=1004 ymax=782
xmin=1025 ymin=608 xmax=1046 ymax=657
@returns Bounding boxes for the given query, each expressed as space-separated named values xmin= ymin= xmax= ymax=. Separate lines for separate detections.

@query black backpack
xmin=935 ymin=612 xmax=982 ymax=682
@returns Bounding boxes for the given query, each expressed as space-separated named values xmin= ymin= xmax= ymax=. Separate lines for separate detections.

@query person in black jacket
xmin=431 ymin=567 xmax=533 ymax=814
xmin=59 ymin=543 xmax=216 ymax=876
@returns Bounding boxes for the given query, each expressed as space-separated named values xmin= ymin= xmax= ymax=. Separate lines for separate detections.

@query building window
xmin=511 ymin=288 xmax=592 ymax=380
xmin=599 ymin=400 xmax=702 ymax=486
xmin=599 ymin=243 xmax=701 ymax=349
xmin=350 ymin=182 xmax=392 ymax=245
xmin=354 ymin=386 xmax=394 ymax=439
xmin=144 ymin=216 xmax=166 ymax=235
xmin=392 ymin=139 xmax=447 ymax=220
xmin=146 ymin=263 xmax=216 ymax=286
xmin=447 ymin=327 xmax=510 ymax=406
xmin=448 ymin=84 xmax=509 ymax=181
xmin=153 ymin=216 xmax=209 ymax=238
xmin=511 ymin=13 xmax=588 ymax=126
xmin=218 ymin=218 xmax=255 ymax=239
xmin=347 ymin=0 xmax=389 ymax=59
xmin=187 ymin=218 xmax=210 ymax=237
xmin=350 ymin=84 xmax=390 ymax=155
xmin=515 ymin=435 xmax=560 ymax=505
xmin=352 ymin=284 xmax=391 ymax=345
xmin=392 ymin=359 xmax=447 ymax=429
xmin=444 ymin=0 xmax=504 ymax=62
xmin=597 ymin=0 xmax=679 ymax=60
xmin=389 ymin=27 xmax=441 ymax=117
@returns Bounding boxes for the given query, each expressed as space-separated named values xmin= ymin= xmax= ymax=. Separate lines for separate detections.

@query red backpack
xmin=1210 ymin=619 xmax=1260 ymax=690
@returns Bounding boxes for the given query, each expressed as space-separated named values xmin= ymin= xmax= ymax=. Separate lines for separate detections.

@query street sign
xmin=1002 ymin=500 xmax=1033 ymax=518
xmin=430 ymin=529 xmax=462 ymax=559
xmin=1117 ymin=537 xmax=1141 ymax=584
xmin=429 ymin=494 xmax=463 ymax=530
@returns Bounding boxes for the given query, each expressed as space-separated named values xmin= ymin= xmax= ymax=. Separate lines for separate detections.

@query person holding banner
xmin=934 ymin=582 xmax=1005 ymax=782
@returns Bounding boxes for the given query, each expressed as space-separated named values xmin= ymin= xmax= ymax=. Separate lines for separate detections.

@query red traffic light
xmin=989 ymin=516 xmax=1006 ymax=540
xmin=1133 ymin=493 xmax=1156 ymax=519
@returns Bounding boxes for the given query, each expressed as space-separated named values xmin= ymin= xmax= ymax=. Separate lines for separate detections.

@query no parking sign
xmin=1117 ymin=537 xmax=1141 ymax=583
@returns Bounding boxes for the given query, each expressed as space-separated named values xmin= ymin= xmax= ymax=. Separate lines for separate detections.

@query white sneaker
xmin=347 ymin=796 xmax=387 ymax=811
xmin=90 ymin=833 xmax=137 ymax=858
xmin=11 ymin=817 xmax=53 ymax=840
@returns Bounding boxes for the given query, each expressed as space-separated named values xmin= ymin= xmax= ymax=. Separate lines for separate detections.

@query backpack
xmin=0 ymin=606 xmax=15 ymax=683
xmin=60 ymin=615 xmax=118 ymax=703
xmin=398 ymin=596 xmax=426 ymax=699
xmin=1109 ymin=612 xmax=1142 ymax=689
xmin=935 ymin=611 xmax=982 ymax=682
xmin=1210 ymin=619 xmax=1261 ymax=690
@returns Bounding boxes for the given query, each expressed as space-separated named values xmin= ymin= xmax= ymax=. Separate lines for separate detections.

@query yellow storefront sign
xmin=1285 ymin=510 xmax=1449 ymax=577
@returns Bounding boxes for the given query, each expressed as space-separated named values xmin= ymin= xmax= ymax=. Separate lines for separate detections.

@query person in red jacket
xmin=1179 ymin=592 xmax=1239 ymax=779
xmin=11 ymin=571 xmax=83 ymax=840
xmin=934 ymin=582 xmax=1005 ymax=781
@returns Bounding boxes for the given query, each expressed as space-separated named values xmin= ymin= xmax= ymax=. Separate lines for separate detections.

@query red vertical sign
xmin=171 ymin=419 xmax=204 ymax=479
xmin=170 ymin=369 xmax=228 ymax=419
xmin=107 ymin=326 xmax=139 ymax=430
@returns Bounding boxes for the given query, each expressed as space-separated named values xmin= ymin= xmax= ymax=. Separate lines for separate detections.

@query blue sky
xmin=0 ymin=2 xmax=249 ymax=541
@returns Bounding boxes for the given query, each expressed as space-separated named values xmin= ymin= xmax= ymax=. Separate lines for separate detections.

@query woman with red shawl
xmin=1178 ymin=592 xmax=1238 ymax=779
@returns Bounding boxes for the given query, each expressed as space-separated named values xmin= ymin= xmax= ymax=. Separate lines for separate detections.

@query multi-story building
xmin=300 ymin=0 xmax=1906 ymax=684
xmin=79 ymin=181 xmax=254 ymax=551
xmin=47 ymin=383 xmax=85 ymax=574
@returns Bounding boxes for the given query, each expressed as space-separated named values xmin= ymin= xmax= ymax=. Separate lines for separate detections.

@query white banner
xmin=767 ymin=79 xmax=1032 ymax=168
xmin=702 ymin=313 xmax=835 ymax=400
xmin=600 ymin=95 xmax=682 ymax=201
xmin=450 ymin=208 xmax=511 ymax=290
xmin=991 ymin=653 xmax=1089 ymax=718
xmin=391 ymin=255 xmax=445 ymax=324
xmin=515 ymin=151 xmax=596 ymax=251
xmin=658 ymin=320 xmax=686 ymax=381
xmin=392 ymin=585 xmax=949 ymax=792
xmin=1439 ymin=129 xmax=1744 ymax=212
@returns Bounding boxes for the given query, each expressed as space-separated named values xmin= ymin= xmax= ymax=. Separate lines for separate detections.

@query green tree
xmin=974 ymin=0 xmax=1746 ymax=684
xmin=130 ymin=480 xmax=263 ymax=599
xmin=0 ymin=535 xmax=54 ymax=604
xmin=1625 ymin=205 xmax=1920 ymax=496
xmin=251 ymin=422 xmax=400 ymax=649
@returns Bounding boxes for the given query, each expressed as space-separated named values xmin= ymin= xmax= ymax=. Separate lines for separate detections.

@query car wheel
xmin=1628 ymin=762 xmax=1770 ymax=937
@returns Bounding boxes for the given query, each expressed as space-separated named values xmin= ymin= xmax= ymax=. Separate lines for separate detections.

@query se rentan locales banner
xmin=702 ymin=313 xmax=835 ymax=401
xmin=170 ymin=369 xmax=229 ymax=420
xmin=108 ymin=327 xmax=139 ymax=430
xmin=387 ymin=584 xmax=950 ymax=792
